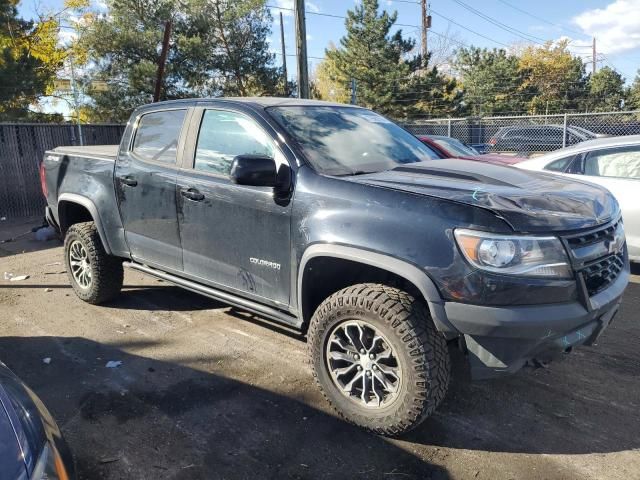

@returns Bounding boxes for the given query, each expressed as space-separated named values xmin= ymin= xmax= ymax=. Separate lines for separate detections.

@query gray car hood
xmin=345 ymin=159 xmax=619 ymax=232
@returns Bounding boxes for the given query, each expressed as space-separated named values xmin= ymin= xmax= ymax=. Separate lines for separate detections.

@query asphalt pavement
xmin=1 ymin=217 xmax=639 ymax=480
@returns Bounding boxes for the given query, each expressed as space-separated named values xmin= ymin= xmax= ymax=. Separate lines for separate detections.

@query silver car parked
xmin=517 ymin=135 xmax=640 ymax=262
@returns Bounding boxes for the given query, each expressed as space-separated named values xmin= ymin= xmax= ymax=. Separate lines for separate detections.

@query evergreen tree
xmin=321 ymin=0 xmax=460 ymax=119
xmin=454 ymin=47 xmax=529 ymax=116
xmin=325 ymin=0 xmax=413 ymax=117
xmin=585 ymin=67 xmax=626 ymax=112
xmin=78 ymin=0 xmax=280 ymax=122
xmin=187 ymin=0 xmax=280 ymax=97
xmin=627 ymin=70 xmax=640 ymax=110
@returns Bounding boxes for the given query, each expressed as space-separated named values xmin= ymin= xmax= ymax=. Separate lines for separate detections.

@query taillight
xmin=488 ymin=138 xmax=497 ymax=146
xmin=39 ymin=162 xmax=48 ymax=198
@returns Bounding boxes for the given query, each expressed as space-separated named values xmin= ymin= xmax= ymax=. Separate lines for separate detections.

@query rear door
xmin=176 ymin=107 xmax=293 ymax=306
xmin=115 ymin=108 xmax=189 ymax=271
xmin=573 ymin=145 xmax=640 ymax=254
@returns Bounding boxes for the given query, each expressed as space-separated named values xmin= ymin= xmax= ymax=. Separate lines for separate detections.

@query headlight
xmin=454 ymin=229 xmax=572 ymax=278
xmin=31 ymin=442 xmax=70 ymax=480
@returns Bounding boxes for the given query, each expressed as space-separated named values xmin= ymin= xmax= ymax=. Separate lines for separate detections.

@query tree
xmin=187 ymin=0 xmax=280 ymax=97
xmin=318 ymin=0 xmax=461 ymax=119
xmin=312 ymin=44 xmax=350 ymax=103
xmin=454 ymin=47 xmax=529 ymax=116
xmin=627 ymin=70 xmax=640 ymax=110
xmin=518 ymin=40 xmax=587 ymax=115
xmin=399 ymin=55 xmax=462 ymax=118
xmin=322 ymin=0 xmax=413 ymax=116
xmin=0 ymin=0 xmax=65 ymax=121
xmin=584 ymin=67 xmax=626 ymax=112
xmin=78 ymin=0 xmax=281 ymax=122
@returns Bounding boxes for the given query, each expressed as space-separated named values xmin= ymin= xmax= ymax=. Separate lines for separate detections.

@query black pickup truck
xmin=42 ymin=98 xmax=629 ymax=436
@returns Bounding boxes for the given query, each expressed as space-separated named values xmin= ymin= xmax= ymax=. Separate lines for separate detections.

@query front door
xmin=115 ymin=108 xmax=187 ymax=271
xmin=176 ymin=108 xmax=292 ymax=307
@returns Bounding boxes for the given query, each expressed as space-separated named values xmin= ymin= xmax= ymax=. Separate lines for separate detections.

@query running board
xmin=123 ymin=262 xmax=303 ymax=330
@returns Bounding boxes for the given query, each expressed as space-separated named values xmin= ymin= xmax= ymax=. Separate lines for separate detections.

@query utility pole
xmin=294 ymin=0 xmax=310 ymax=99
xmin=592 ymin=37 xmax=597 ymax=76
xmin=154 ymin=20 xmax=172 ymax=103
xmin=280 ymin=12 xmax=288 ymax=96
xmin=69 ymin=56 xmax=84 ymax=146
xmin=421 ymin=0 xmax=431 ymax=67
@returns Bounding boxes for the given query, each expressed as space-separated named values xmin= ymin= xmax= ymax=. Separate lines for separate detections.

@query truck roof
xmin=145 ymin=97 xmax=358 ymax=110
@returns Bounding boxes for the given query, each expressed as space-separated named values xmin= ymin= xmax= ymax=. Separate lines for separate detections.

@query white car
xmin=516 ymin=135 xmax=640 ymax=262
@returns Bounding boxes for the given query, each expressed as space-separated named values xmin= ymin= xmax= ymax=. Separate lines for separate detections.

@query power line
xmin=429 ymin=8 xmax=511 ymax=48
xmin=450 ymin=0 xmax=547 ymax=44
xmin=495 ymin=0 xmax=587 ymax=38
xmin=265 ymin=4 xmax=421 ymax=29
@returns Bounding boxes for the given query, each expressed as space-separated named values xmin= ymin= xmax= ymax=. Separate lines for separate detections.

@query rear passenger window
xmin=194 ymin=110 xmax=276 ymax=176
xmin=584 ymin=146 xmax=640 ymax=179
xmin=132 ymin=109 xmax=186 ymax=164
xmin=545 ymin=155 xmax=578 ymax=172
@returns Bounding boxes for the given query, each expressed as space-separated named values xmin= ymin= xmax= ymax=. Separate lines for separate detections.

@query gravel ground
xmin=1 ymin=218 xmax=639 ymax=480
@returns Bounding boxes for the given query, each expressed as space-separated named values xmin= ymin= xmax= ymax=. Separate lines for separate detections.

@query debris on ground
xmin=44 ymin=262 xmax=61 ymax=267
xmin=35 ymin=226 xmax=57 ymax=242
xmin=1 ymin=229 xmax=34 ymax=244
xmin=44 ymin=288 xmax=53 ymax=292
xmin=8 ymin=275 xmax=29 ymax=282
xmin=42 ymin=358 xmax=51 ymax=365
xmin=99 ymin=456 xmax=120 ymax=464
xmin=105 ymin=360 xmax=123 ymax=368
xmin=3 ymin=272 xmax=13 ymax=280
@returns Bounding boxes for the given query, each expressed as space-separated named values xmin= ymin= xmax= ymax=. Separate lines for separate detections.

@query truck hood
xmin=345 ymin=159 xmax=619 ymax=232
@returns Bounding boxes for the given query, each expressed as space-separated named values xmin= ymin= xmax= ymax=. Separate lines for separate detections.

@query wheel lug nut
xmin=357 ymin=365 xmax=362 ymax=371
xmin=366 ymin=371 xmax=372 ymax=377
xmin=360 ymin=349 xmax=365 ymax=354
xmin=373 ymin=365 xmax=378 ymax=370
xmin=353 ymin=353 xmax=359 ymax=360
xmin=369 ymin=353 xmax=375 ymax=359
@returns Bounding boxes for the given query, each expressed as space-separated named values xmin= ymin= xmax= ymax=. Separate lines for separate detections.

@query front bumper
xmin=442 ymin=264 xmax=629 ymax=379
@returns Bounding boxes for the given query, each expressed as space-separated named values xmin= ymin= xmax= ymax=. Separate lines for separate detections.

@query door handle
xmin=180 ymin=188 xmax=205 ymax=201
xmin=119 ymin=175 xmax=138 ymax=187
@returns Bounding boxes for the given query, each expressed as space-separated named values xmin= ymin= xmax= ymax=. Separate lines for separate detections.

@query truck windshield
xmin=267 ymin=106 xmax=440 ymax=176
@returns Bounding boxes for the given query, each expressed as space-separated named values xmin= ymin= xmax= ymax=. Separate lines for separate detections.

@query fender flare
xmin=297 ymin=244 xmax=458 ymax=335
xmin=57 ymin=193 xmax=112 ymax=254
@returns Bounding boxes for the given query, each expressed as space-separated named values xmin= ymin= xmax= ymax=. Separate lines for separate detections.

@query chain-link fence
xmin=404 ymin=111 xmax=640 ymax=156
xmin=0 ymin=123 xmax=125 ymax=219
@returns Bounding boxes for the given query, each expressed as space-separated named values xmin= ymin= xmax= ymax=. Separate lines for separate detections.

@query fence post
xmin=350 ymin=78 xmax=357 ymax=105
xmin=447 ymin=118 xmax=452 ymax=137
xmin=562 ymin=113 xmax=568 ymax=148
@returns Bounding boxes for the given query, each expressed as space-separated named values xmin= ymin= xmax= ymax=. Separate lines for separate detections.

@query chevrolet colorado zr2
xmin=41 ymin=98 xmax=629 ymax=436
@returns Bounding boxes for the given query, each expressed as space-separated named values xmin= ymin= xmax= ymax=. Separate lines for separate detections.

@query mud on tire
xmin=307 ymin=283 xmax=450 ymax=436
xmin=64 ymin=221 xmax=123 ymax=304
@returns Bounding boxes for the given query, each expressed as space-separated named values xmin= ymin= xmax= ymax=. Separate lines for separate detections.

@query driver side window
xmin=194 ymin=110 xmax=276 ymax=176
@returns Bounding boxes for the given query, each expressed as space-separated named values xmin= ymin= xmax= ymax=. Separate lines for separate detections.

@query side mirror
xmin=230 ymin=155 xmax=277 ymax=187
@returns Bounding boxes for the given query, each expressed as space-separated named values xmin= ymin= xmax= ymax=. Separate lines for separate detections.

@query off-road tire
xmin=64 ymin=221 xmax=123 ymax=304
xmin=308 ymin=283 xmax=450 ymax=436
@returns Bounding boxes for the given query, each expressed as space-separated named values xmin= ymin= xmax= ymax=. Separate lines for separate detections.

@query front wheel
xmin=307 ymin=284 xmax=450 ymax=436
xmin=64 ymin=222 xmax=123 ymax=304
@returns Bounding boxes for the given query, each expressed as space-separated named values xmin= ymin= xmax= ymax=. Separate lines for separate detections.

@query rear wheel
xmin=307 ymin=283 xmax=450 ymax=436
xmin=64 ymin=222 xmax=123 ymax=304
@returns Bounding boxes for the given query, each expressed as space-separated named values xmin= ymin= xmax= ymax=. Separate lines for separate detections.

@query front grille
xmin=581 ymin=252 xmax=625 ymax=296
xmin=564 ymin=220 xmax=625 ymax=298
xmin=566 ymin=221 xmax=619 ymax=249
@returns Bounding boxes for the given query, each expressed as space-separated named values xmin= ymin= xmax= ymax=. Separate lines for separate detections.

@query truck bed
xmin=51 ymin=145 xmax=119 ymax=161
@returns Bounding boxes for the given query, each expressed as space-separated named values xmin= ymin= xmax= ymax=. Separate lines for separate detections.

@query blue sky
xmin=18 ymin=0 xmax=640 ymax=86
xmin=272 ymin=0 xmax=640 ymax=84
